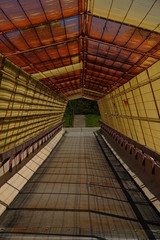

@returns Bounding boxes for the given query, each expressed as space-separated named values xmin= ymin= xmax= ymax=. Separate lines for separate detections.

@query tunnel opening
xmin=64 ymin=98 xmax=100 ymax=127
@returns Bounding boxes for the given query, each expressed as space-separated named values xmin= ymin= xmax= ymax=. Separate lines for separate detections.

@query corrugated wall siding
xmin=98 ymin=60 xmax=160 ymax=153
xmin=0 ymin=55 xmax=67 ymax=152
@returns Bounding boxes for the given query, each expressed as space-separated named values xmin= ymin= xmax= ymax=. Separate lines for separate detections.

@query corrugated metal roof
xmin=0 ymin=0 xmax=160 ymax=100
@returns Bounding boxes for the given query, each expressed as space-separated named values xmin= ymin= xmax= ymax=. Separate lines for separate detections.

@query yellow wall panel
xmin=0 ymin=56 xmax=67 ymax=152
xmin=148 ymin=61 xmax=160 ymax=79
xmin=98 ymin=60 xmax=160 ymax=153
xmin=137 ymin=71 xmax=148 ymax=84
xmin=130 ymin=77 xmax=137 ymax=87
xmin=152 ymin=80 xmax=160 ymax=92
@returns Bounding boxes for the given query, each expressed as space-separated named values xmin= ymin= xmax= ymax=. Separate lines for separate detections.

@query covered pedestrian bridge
xmin=0 ymin=0 xmax=160 ymax=239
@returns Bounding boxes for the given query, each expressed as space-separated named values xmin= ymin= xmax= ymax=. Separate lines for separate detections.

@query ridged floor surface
xmin=0 ymin=128 xmax=160 ymax=239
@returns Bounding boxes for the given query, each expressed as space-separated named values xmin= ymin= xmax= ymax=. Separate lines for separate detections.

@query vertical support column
xmin=128 ymin=80 xmax=146 ymax=145
xmin=136 ymin=76 xmax=157 ymax=151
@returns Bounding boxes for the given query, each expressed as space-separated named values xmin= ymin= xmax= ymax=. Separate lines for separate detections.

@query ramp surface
xmin=73 ymin=115 xmax=85 ymax=128
xmin=0 ymin=128 xmax=160 ymax=239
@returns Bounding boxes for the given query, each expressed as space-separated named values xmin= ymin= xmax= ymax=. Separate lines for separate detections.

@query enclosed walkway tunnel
xmin=0 ymin=0 xmax=160 ymax=239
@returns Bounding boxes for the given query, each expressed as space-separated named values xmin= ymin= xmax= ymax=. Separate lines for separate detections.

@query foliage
xmin=63 ymin=114 xmax=73 ymax=127
xmin=85 ymin=114 xmax=100 ymax=127
xmin=65 ymin=99 xmax=100 ymax=115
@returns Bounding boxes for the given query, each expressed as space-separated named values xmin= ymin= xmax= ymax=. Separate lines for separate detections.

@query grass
xmin=85 ymin=114 xmax=100 ymax=127
xmin=63 ymin=115 xmax=73 ymax=127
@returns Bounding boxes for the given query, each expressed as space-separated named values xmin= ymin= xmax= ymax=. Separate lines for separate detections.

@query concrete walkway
xmin=0 ymin=128 xmax=160 ymax=239
xmin=73 ymin=115 xmax=85 ymax=127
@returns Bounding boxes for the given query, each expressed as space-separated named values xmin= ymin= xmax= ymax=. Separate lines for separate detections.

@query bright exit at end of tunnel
xmin=0 ymin=0 xmax=160 ymax=239
xmin=63 ymin=99 xmax=100 ymax=127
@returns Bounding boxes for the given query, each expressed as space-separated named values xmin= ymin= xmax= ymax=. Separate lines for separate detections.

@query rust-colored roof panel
xmin=0 ymin=0 xmax=160 ymax=100
xmin=40 ymin=69 xmax=81 ymax=88
xmin=7 ymin=54 xmax=28 ymax=68
xmin=0 ymin=0 xmax=81 ymax=32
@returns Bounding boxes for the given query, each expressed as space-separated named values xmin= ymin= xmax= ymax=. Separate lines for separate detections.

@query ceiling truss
xmin=0 ymin=0 xmax=160 ymax=100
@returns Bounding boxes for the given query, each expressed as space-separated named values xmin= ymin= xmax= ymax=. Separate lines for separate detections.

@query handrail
xmin=0 ymin=121 xmax=64 ymax=165
xmin=100 ymin=120 xmax=160 ymax=164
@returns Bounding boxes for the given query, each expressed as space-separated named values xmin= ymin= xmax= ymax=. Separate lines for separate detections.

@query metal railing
xmin=100 ymin=120 xmax=160 ymax=170
xmin=0 ymin=122 xmax=64 ymax=172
